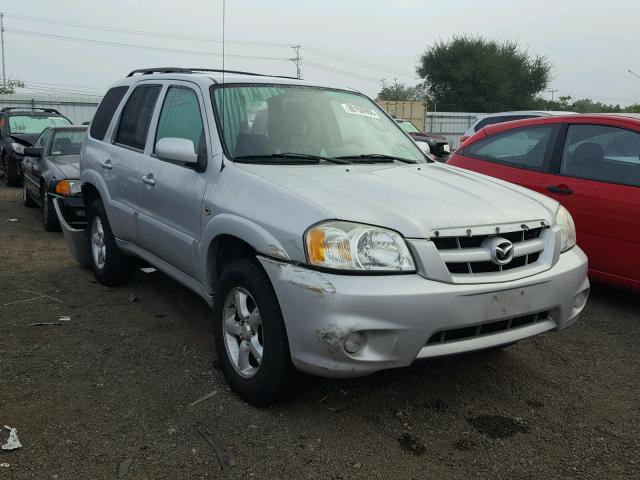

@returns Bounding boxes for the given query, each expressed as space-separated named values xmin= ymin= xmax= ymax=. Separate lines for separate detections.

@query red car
xmin=448 ymin=114 xmax=640 ymax=291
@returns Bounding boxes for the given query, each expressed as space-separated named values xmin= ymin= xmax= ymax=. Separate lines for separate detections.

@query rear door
xmin=135 ymin=81 xmax=210 ymax=278
xmin=102 ymin=83 xmax=162 ymax=241
xmin=451 ymin=123 xmax=560 ymax=194
xmin=541 ymin=120 xmax=640 ymax=287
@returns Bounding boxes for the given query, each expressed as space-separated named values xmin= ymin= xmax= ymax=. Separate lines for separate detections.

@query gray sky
xmin=3 ymin=0 xmax=639 ymax=106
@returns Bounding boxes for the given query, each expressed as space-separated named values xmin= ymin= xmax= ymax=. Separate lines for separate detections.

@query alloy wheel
xmin=91 ymin=215 xmax=106 ymax=269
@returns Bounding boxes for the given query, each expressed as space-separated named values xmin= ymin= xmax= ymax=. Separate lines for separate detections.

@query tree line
xmin=378 ymin=35 xmax=640 ymax=113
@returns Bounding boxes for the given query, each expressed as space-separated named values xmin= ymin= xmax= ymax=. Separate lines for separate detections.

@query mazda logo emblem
xmin=482 ymin=237 xmax=515 ymax=266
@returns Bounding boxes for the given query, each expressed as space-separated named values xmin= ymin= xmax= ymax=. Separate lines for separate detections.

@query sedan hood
xmin=238 ymin=162 xmax=558 ymax=238
xmin=50 ymin=155 xmax=80 ymax=179
xmin=10 ymin=133 xmax=38 ymax=146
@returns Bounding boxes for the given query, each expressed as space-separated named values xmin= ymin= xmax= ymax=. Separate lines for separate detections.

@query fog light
xmin=344 ymin=331 xmax=367 ymax=354
xmin=573 ymin=289 xmax=589 ymax=312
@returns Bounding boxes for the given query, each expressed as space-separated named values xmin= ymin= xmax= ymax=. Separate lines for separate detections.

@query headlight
xmin=55 ymin=179 xmax=82 ymax=196
xmin=305 ymin=221 xmax=415 ymax=272
xmin=555 ymin=205 xmax=576 ymax=252
xmin=11 ymin=143 xmax=25 ymax=155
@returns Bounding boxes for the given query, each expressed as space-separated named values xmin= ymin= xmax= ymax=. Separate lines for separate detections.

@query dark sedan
xmin=22 ymin=126 xmax=87 ymax=231
xmin=395 ymin=119 xmax=451 ymax=161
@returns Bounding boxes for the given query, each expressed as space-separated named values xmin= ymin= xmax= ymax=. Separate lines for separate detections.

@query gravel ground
xmin=1 ymin=183 xmax=639 ymax=479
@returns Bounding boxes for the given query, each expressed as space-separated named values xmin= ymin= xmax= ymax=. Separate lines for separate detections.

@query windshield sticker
xmin=341 ymin=103 xmax=380 ymax=119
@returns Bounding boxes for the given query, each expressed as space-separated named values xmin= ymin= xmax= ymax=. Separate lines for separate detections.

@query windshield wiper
xmin=234 ymin=153 xmax=351 ymax=165
xmin=334 ymin=154 xmax=418 ymax=164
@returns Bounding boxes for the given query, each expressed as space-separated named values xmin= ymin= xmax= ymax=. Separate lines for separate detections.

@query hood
xmin=50 ymin=155 xmax=80 ymax=179
xmin=237 ymin=162 xmax=558 ymax=238
xmin=10 ymin=133 xmax=38 ymax=146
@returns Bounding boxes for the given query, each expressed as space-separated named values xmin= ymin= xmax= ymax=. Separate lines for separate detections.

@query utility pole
xmin=290 ymin=44 xmax=302 ymax=79
xmin=547 ymin=89 xmax=559 ymax=101
xmin=1 ymin=12 xmax=6 ymax=89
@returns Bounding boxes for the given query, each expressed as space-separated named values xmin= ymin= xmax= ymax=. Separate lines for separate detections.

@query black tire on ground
xmin=23 ymin=183 xmax=37 ymax=207
xmin=213 ymin=258 xmax=295 ymax=406
xmin=41 ymin=189 xmax=61 ymax=231
xmin=87 ymin=198 xmax=135 ymax=286
xmin=3 ymin=154 xmax=21 ymax=187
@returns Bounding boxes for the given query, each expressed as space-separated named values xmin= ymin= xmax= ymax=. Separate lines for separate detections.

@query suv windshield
xmin=9 ymin=115 xmax=71 ymax=134
xmin=211 ymin=84 xmax=425 ymax=163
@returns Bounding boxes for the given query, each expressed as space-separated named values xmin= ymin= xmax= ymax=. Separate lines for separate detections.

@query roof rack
xmin=126 ymin=67 xmax=299 ymax=81
xmin=0 ymin=106 xmax=63 ymax=115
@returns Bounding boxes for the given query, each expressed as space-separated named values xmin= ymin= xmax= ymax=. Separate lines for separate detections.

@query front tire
xmin=41 ymin=190 xmax=61 ymax=231
xmin=87 ymin=198 xmax=135 ymax=286
xmin=213 ymin=258 xmax=294 ymax=406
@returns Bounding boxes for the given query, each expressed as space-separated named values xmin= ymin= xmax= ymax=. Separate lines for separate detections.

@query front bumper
xmin=50 ymin=193 xmax=86 ymax=226
xmin=259 ymin=247 xmax=589 ymax=378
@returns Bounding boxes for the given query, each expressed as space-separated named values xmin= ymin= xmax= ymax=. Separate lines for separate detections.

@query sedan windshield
xmin=9 ymin=115 xmax=71 ymax=135
xmin=211 ymin=84 xmax=426 ymax=163
xmin=51 ymin=129 xmax=86 ymax=156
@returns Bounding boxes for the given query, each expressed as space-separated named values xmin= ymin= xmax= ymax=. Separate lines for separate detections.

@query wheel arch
xmin=203 ymin=214 xmax=291 ymax=293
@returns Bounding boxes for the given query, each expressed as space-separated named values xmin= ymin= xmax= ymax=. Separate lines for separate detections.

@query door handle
xmin=141 ymin=174 xmax=156 ymax=186
xmin=547 ymin=185 xmax=573 ymax=195
xmin=100 ymin=159 xmax=113 ymax=170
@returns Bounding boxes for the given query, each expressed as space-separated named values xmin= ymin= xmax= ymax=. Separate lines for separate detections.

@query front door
xmin=136 ymin=83 xmax=210 ymax=279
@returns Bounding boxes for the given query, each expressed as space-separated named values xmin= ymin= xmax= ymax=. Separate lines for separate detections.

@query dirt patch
xmin=397 ymin=433 xmax=426 ymax=455
xmin=468 ymin=415 xmax=529 ymax=439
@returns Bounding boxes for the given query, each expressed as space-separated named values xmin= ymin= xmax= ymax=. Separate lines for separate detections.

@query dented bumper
xmin=258 ymin=247 xmax=589 ymax=378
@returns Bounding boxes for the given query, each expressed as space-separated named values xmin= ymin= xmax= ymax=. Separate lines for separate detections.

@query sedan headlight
xmin=555 ymin=205 xmax=576 ymax=252
xmin=55 ymin=179 xmax=82 ymax=196
xmin=305 ymin=221 xmax=415 ymax=272
xmin=11 ymin=143 xmax=25 ymax=155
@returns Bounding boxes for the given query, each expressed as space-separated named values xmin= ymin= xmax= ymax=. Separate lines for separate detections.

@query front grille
xmin=431 ymin=227 xmax=545 ymax=275
xmin=426 ymin=311 xmax=549 ymax=345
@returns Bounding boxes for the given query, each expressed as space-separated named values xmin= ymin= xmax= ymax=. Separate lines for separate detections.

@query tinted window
xmin=90 ymin=86 xmax=129 ymax=140
xmin=474 ymin=115 xmax=537 ymax=132
xmin=465 ymin=125 xmax=555 ymax=169
xmin=561 ymin=124 xmax=640 ymax=187
xmin=155 ymin=87 xmax=206 ymax=156
xmin=115 ymin=85 xmax=161 ymax=150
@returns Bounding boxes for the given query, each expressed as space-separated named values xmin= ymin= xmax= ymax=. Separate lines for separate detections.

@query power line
xmin=305 ymin=59 xmax=382 ymax=84
xmin=305 ymin=46 xmax=414 ymax=78
xmin=23 ymin=79 xmax=106 ymax=92
xmin=3 ymin=12 xmax=290 ymax=47
xmin=5 ymin=28 xmax=289 ymax=61
xmin=19 ymin=84 xmax=103 ymax=96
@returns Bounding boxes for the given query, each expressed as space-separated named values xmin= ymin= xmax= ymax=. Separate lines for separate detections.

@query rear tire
xmin=213 ymin=258 xmax=295 ymax=406
xmin=23 ymin=184 xmax=36 ymax=207
xmin=41 ymin=189 xmax=61 ymax=231
xmin=87 ymin=198 xmax=135 ymax=286
xmin=4 ymin=155 xmax=21 ymax=187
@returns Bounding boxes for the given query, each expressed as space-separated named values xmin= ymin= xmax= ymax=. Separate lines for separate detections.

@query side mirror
xmin=23 ymin=147 xmax=43 ymax=158
xmin=155 ymin=137 xmax=198 ymax=164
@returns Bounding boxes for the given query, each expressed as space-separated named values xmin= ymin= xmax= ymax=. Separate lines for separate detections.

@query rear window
xmin=115 ymin=85 xmax=161 ymax=150
xmin=90 ymin=86 xmax=129 ymax=140
xmin=464 ymin=125 xmax=555 ymax=170
xmin=9 ymin=115 xmax=71 ymax=135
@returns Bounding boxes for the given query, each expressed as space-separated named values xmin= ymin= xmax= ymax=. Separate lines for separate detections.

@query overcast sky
xmin=2 ymin=0 xmax=639 ymax=107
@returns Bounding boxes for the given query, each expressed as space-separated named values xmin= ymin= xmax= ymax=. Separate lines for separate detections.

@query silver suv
xmin=58 ymin=68 xmax=589 ymax=406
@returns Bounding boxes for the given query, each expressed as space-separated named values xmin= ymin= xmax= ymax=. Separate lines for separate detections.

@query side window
xmin=561 ymin=124 xmax=640 ymax=187
xmin=90 ymin=86 xmax=129 ymax=141
xmin=115 ymin=85 xmax=161 ymax=150
xmin=33 ymin=129 xmax=52 ymax=149
xmin=155 ymin=86 xmax=206 ymax=156
xmin=464 ymin=125 xmax=555 ymax=170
